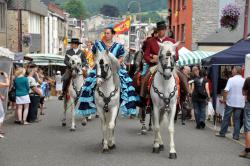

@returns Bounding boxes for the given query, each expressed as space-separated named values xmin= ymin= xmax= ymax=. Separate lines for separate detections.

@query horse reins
xmin=153 ymin=49 xmax=177 ymax=113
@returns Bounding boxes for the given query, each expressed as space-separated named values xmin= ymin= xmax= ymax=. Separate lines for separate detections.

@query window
xmin=0 ymin=2 xmax=6 ymax=32
xmin=181 ymin=24 xmax=186 ymax=42
xmin=182 ymin=0 xmax=187 ymax=8
xmin=178 ymin=0 xmax=181 ymax=11
xmin=177 ymin=25 xmax=180 ymax=41
xmin=29 ymin=13 xmax=40 ymax=34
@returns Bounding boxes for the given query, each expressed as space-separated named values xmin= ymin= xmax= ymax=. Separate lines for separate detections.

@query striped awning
xmin=26 ymin=54 xmax=66 ymax=66
xmin=177 ymin=48 xmax=215 ymax=66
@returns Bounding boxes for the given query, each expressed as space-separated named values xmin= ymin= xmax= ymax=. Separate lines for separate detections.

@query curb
xmin=206 ymin=121 xmax=245 ymax=146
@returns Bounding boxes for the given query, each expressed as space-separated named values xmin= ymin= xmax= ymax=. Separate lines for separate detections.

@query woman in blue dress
xmin=76 ymin=27 xmax=140 ymax=118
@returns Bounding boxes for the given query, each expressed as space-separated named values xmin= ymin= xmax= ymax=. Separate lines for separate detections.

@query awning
xmin=0 ymin=47 xmax=15 ymax=60
xmin=177 ymin=48 xmax=215 ymax=66
xmin=26 ymin=53 xmax=66 ymax=66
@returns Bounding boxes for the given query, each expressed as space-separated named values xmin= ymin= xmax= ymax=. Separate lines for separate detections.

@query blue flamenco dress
xmin=76 ymin=40 xmax=140 ymax=117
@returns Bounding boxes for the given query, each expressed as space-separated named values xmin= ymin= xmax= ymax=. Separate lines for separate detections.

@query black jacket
xmin=64 ymin=48 xmax=87 ymax=68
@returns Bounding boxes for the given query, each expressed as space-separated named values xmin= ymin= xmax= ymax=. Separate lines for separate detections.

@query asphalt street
xmin=0 ymin=98 xmax=249 ymax=166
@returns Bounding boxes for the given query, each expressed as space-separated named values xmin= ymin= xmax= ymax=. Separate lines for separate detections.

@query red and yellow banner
xmin=114 ymin=16 xmax=131 ymax=34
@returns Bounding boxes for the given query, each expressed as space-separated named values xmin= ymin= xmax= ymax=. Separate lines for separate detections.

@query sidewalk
xmin=206 ymin=120 xmax=245 ymax=146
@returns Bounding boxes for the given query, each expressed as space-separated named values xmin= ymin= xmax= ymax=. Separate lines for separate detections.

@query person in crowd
xmin=8 ymin=71 xmax=16 ymax=110
xmin=191 ymin=67 xmax=211 ymax=129
xmin=55 ymin=71 xmax=62 ymax=97
xmin=44 ymin=77 xmax=50 ymax=99
xmin=141 ymin=28 xmax=158 ymax=53
xmin=0 ymin=71 xmax=10 ymax=138
xmin=58 ymin=38 xmax=87 ymax=100
xmin=26 ymin=64 xmax=42 ymax=123
xmin=239 ymin=77 xmax=250 ymax=158
xmin=83 ymin=40 xmax=95 ymax=70
xmin=14 ymin=68 xmax=30 ymax=125
xmin=216 ymin=66 xmax=245 ymax=140
xmin=40 ymin=77 xmax=47 ymax=115
xmin=140 ymin=21 xmax=179 ymax=111
xmin=176 ymin=66 xmax=191 ymax=124
xmin=76 ymin=27 xmax=139 ymax=118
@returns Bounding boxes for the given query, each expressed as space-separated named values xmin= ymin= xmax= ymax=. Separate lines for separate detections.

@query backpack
xmin=195 ymin=78 xmax=207 ymax=99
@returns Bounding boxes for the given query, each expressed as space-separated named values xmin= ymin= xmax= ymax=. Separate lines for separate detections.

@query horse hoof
xmin=102 ymin=149 xmax=109 ymax=153
xmin=152 ymin=147 xmax=160 ymax=153
xmin=70 ymin=128 xmax=76 ymax=132
xmin=148 ymin=127 xmax=153 ymax=132
xmin=108 ymin=144 xmax=116 ymax=150
xmin=169 ymin=153 xmax=177 ymax=159
xmin=62 ymin=123 xmax=66 ymax=127
xmin=159 ymin=145 xmax=164 ymax=151
xmin=141 ymin=126 xmax=147 ymax=135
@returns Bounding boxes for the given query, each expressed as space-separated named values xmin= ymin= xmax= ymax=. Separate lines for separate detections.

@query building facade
xmin=7 ymin=0 xmax=47 ymax=53
xmin=42 ymin=1 xmax=68 ymax=55
xmin=0 ymin=0 xmax=7 ymax=48
xmin=168 ymin=0 xmax=245 ymax=50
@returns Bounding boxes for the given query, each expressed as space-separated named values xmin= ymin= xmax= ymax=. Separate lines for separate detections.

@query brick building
xmin=168 ymin=0 xmax=245 ymax=50
xmin=7 ymin=0 xmax=47 ymax=53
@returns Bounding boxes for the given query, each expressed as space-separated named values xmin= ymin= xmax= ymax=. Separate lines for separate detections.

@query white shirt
xmin=224 ymin=75 xmax=245 ymax=108
xmin=73 ymin=48 xmax=79 ymax=54
xmin=55 ymin=74 xmax=62 ymax=84
xmin=28 ymin=76 xmax=38 ymax=94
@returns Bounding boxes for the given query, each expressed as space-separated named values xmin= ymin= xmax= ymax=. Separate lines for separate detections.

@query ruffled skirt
xmin=76 ymin=67 xmax=140 ymax=117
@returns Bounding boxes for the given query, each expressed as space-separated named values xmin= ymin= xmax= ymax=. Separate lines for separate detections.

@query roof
xmin=198 ymin=10 xmax=250 ymax=45
xmin=202 ymin=39 xmax=250 ymax=65
xmin=0 ymin=47 xmax=14 ymax=60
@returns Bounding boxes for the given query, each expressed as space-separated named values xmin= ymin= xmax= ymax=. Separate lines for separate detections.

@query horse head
xmin=95 ymin=49 xmax=120 ymax=86
xmin=158 ymin=41 xmax=180 ymax=80
xmin=67 ymin=54 xmax=82 ymax=71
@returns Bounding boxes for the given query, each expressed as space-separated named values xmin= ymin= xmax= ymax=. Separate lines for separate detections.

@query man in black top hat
xmin=58 ymin=38 xmax=87 ymax=100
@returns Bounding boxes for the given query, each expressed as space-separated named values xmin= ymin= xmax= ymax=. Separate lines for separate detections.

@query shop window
xmin=181 ymin=24 xmax=186 ymax=42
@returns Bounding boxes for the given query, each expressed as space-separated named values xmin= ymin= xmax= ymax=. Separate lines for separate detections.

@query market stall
xmin=202 ymin=39 xmax=250 ymax=120
xmin=0 ymin=47 xmax=15 ymax=111
xmin=25 ymin=53 xmax=66 ymax=76
xmin=177 ymin=47 xmax=215 ymax=66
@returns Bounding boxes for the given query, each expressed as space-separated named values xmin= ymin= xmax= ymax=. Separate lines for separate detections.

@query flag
xmin=114 ymin=16 xmax=131 ymax=35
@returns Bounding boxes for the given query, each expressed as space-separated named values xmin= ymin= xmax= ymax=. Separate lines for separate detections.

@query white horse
xmin=62 ymin=54 xmax=87 ymax=131
xmin=150 ymin=41 xmax=179 ymax=159
xmin=94 ymin=49 xmax=120 ymax=152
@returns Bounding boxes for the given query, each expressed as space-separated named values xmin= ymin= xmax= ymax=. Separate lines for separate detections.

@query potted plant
xmin=220 ymin=4 xmax=241 ymax=31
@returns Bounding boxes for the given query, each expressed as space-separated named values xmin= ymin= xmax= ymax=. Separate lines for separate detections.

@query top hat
xmin=68 ymin=38 xmax=82 ymax=44
xmin=156 ymin=21 xmax=167 ymax=30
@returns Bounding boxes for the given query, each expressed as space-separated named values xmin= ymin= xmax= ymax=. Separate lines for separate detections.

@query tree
xmin=100 ymin=4 xmax=119 ymax=17
xmin=63 ymin=0 xmax=88 ymax=19
xmin=141 ymin=11 xmax=162 ymax=23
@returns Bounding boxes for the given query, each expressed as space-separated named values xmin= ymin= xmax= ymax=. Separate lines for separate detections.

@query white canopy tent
xmin=0 ymin=47 xmax=15 ymax=112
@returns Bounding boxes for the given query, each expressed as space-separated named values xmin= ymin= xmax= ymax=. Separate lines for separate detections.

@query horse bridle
xmin=158 ymin=50 xmax=175 ymax=80
xmin=153 ymin=50 xmax=177 ymax=112
xmin=96 ymin=59 xmax=112 ymax=81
